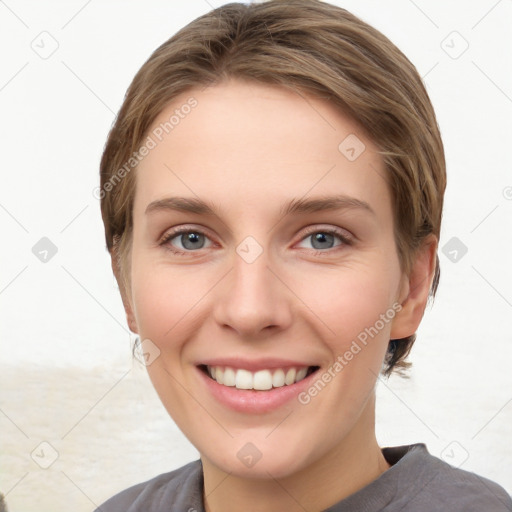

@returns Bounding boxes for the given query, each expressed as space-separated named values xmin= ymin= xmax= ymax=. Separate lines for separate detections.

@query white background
xmin=1 ymin=0 xmax=511 ymax=510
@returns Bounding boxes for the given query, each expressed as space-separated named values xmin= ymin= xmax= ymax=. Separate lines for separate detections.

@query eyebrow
xmin=145 ymin=194 xmax=375 ymax=217
xmin=280 ymin=195 xmax=375 ymax=217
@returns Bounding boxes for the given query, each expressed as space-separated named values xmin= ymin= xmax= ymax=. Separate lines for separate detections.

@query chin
xmin=201 ymin=432 xmax=323 ymax=481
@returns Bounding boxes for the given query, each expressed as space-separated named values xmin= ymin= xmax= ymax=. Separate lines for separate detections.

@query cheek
xmin=301 ymin=263 xmax=398 ymax=343
xmin=129 ymin=254 xmax=206 ymax=343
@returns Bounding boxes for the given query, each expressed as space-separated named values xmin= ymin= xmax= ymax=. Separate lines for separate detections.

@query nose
xmin=212 ymin=244 xmax=293 ymax=339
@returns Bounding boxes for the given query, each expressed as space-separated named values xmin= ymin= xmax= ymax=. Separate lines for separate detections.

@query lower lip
xmin=196 ymin=366 xmax=319 ymax=414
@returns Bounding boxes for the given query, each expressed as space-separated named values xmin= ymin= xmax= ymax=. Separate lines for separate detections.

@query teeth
xmin=272 ymin=369 xmax=285 ymax=388
xmin=284 ymin=368 xmax=296 ymax=385
xmin=223 ymin=367 xmax=236 ymax=387
xmin=206 ymin=365 xmax=312 ymax=390
xmin=235 ymin=369 xmax=253 ymax=390
xmin=296 ymin=368 xmax=308 ymax=381
xmin=253 ymin=370 xmax=273 ymax=390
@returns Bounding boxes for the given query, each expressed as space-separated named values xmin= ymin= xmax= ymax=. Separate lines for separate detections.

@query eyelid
xmin=159 ymin=224 xmax=211 ymax=243
xmin=299 ymin=224 xmax=354 ymax=244
xmin=159 ymin=223 xmax=354 ymax=254
xmin=158 ymin=224 xmax=216 ymax=250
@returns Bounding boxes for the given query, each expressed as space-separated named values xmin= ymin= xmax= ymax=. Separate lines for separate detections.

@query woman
xmin=95 ymin=1 xmax=512 ymax=510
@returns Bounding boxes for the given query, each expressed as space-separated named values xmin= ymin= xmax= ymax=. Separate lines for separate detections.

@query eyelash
xmin=159 ymin=225 xmax=353 ymax=256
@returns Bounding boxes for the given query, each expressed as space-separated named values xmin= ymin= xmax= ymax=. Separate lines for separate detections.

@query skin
xmin=113 ymin=78 xmax=437 ymax=512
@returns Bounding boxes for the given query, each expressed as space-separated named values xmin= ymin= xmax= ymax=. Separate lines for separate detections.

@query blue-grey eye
xmin=180 ymin=232 xmax=206 ymax=250
xmin=310 ymin=232 xmax=336 ymax=250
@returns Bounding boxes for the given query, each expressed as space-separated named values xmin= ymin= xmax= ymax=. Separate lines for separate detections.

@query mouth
xmin=198 ymin=364 xmax=320 ymax=391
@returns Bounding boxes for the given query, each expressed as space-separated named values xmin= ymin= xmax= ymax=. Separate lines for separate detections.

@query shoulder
xmin=94 ymin=459 xmax=204 ymax=512
xmin=387 ymin=444 xmax=512 ymax=512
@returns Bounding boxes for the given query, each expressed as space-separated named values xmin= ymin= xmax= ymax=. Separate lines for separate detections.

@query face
xmin=122 ymin=78 xmax=414 ymax=479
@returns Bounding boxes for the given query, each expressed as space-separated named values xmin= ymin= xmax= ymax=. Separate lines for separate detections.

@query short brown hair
xmin=99 ymin=0 xmax=446 ymax=376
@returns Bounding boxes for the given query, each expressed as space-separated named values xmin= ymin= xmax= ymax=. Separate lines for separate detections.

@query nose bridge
xmin=212 ymin=234 xmax=292 ymax=336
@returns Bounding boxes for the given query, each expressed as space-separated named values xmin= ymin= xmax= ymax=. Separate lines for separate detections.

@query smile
xmin=200 ymin=365 xmax=319 ymax=391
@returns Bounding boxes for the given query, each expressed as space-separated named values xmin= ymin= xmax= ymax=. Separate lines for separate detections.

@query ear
xmin=390 ymin=234 xmax=438 ymax=340
xmin=110 ymin=247 xmax=139 ymax=334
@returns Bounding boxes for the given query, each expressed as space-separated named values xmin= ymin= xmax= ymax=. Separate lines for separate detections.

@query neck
xmin=202 ymin=392 xmax=390 ymax=512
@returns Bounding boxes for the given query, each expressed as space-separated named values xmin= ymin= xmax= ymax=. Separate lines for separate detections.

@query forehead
xmin=134 ymin=79 xmax=390 ymax=222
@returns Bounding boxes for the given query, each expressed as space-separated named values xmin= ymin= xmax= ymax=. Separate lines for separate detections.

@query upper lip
xmin=197 ymin=357 xmax=318 ymax=372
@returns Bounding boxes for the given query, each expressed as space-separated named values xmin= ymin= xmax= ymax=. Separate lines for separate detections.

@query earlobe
xmin=110 ymin=249 xmax=139 ymax=334
xmin=119 ymin=288 xmax=139 ymax=334
xmin=390 ymin=235 xmax=438 ymax=340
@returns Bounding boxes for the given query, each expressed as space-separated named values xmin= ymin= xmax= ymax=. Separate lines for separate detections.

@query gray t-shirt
xmin=95 ymin=443 xmax=512 ymax=511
